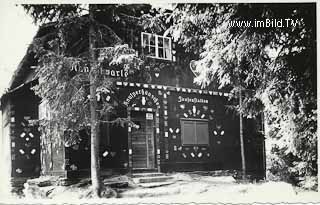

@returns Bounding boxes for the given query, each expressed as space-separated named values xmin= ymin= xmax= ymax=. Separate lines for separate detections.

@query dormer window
xmin=141 ymin=32 xmax=172 ymax=61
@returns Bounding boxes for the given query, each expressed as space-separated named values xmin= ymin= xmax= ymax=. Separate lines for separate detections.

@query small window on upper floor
xmin=141 ymin=32 xmax=172 ymax=61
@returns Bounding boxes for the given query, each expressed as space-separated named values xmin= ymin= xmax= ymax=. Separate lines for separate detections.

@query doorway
xmin=131 ymin=111 xmax=155 ymax=170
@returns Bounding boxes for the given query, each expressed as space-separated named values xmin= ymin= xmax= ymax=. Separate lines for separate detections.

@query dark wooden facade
xmin=1 ymin=83 xmax=41 ymax=178
xmin=59 ymin=80 xmax=265 ymax=178
xmin=1 ymin=6 xmax=266 ymax=180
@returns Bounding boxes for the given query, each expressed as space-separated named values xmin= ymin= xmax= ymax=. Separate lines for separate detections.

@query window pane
xmin=150 ymin=46 xmax=156 ymax=56
xmin=164 ymin=38 xmax=170 ymax=49
xmin=158 ymin=37 xmax=163 ymax=47
xmin=158 ymin=48 xmax=164 ymax=58
xmin=182 ymin=121 xmax=196 ymax=145
xmin=164 ymin=48 xmax=171 ymax=59
xmin=143 ymin=46 xmax=149 ymax=55
xmin=150 ymin=35 xmax=155 ymax=46
xmin=196 ymin=122 xmax=209 ymax=145
xmin=142 ymin=33 xmax=149 ymax=47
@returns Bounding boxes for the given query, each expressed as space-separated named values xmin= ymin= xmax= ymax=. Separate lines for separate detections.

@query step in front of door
xmin=132 ymin=172 xmax=164 ymax=178
xmin=133 ymin=175 xmax=174 ymax=184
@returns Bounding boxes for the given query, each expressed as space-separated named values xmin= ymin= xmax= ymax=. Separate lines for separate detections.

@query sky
xmin=0 ymin=2 xmax=38 ymax=96
xmin=0 ymin=1 xmax=35 ymax=186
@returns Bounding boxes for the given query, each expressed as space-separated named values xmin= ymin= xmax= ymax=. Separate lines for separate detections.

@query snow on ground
xmin=1 ymin=173 xmax=319 ymax=204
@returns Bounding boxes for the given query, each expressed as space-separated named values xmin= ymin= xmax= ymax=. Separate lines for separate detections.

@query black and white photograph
xmin=0 ymin=1 xmax=318 ymax=204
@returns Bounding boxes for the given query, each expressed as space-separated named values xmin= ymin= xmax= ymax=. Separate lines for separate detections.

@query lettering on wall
xmin=124 ymin=89 xmax=160 ymax=107
xmin=71 ymin=61 xmax=129 ymax=78
xmin=101 ymin=69 xmax=128 ymax=77
xmin=178 ymin=96 xmax=208 ymax=104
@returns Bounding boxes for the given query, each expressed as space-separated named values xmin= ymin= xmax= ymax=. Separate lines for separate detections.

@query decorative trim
xmin=127 ymin=109 xmax=132 ymax=170
xmin=162 ymin=91 xmax=170 ymax=162
xmin=116 ymin=81 xmax=232 ymax=97
xmin=155 ymin=107 xmax=161 ymax=172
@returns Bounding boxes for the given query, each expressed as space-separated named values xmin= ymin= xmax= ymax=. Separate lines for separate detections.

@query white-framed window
xmin=181 ymin=119 xmax=209 ymax=145
xmin=141 ymin=32 xmax=172 ymax=61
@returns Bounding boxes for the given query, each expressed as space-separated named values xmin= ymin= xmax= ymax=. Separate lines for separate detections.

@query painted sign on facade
xmin=71 ymin=61 xmax=129 ymax=77
xmin=178 ymin=96 xmax=209 ymax=104
xmin=124 ymin=89 xmax=160 ymax=107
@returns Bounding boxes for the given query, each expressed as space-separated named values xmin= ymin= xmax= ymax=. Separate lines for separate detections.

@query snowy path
xmin=1 ymin=173 xmax=319 ymax=204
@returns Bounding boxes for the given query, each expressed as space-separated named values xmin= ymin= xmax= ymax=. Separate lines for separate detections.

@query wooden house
xmin=0 ymin=5 xmax=266 ymax=181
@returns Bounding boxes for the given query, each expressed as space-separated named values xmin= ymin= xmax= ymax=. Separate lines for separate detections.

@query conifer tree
xmin=157 ymin=3 xmax=316 ymax=189
xmin=23 ymin=4 xmax=145 ymax=196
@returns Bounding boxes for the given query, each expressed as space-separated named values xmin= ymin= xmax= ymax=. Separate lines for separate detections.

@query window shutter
xmin=196 ymin=121 xmax=209 ymax=145
xmin=181 ymin=120 xmax=209 ymax=145
xmin=182 ymin=121 xmax=196 ymax=145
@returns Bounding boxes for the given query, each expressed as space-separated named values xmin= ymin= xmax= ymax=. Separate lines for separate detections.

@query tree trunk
xmin=239 ymin=86 xmax=246 ymax=179
xmin=89 ymin=4 xmax=101 ymax=197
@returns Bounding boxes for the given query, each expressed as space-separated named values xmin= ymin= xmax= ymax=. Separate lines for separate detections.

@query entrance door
xmin=131 ymin=111 xmax=155 ymax=169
